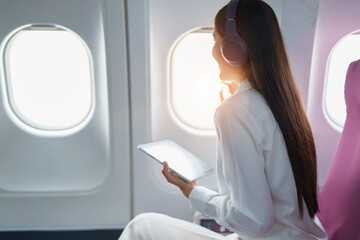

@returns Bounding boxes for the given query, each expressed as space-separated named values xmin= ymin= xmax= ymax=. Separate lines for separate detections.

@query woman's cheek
xmin=212 ymin=44 xmax=216 ymax=61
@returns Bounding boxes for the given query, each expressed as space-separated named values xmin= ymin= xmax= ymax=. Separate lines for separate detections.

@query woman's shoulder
xmin=214 ymin=89 xmax=278 ymax=154
xmin=215 ymin=89 xmax=278 ymax=145
xmin=215 ymin=88 xmax=272 ymax=123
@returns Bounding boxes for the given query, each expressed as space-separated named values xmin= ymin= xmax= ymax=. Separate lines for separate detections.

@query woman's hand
xmin=219 ymin=81 xmax=239 ymax=102
xmin=162 ymin=161 xmax=198 ymax=198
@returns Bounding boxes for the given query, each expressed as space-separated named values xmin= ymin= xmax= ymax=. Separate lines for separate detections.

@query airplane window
xmin=170 ymin=28 xmax=228 ymax=131
xmin=323 ymin=31 xmax=360 ymax=132
xmin=2 ymin=24 xmax=94 ymax=135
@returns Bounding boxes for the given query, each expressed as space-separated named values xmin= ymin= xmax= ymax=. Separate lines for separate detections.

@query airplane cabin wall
xmin=0 ymin=0 xmax=342 ymax=231
xmin=0 ymin=0 xmax=131 ymax=230
xmin=280 ymin=0 xmax=320 ymax=106
xmin=308 ymin=0 xmax=360 ymax=187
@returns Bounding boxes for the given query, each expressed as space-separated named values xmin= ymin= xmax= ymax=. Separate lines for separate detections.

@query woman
xmin=119 ymin=0 xmax=328 ymax=239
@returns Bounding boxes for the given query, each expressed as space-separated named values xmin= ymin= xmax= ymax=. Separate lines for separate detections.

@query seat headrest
xmin=345 ymin=59 xmax=360 ymax=115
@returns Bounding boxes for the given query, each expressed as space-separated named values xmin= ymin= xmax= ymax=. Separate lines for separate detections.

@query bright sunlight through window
xmin=2 ymin=25 xmax=94 ymax=134
xmin=170 ymin=28 xmax=230 ymax=131
xmin=323 ymin=31 xmax=360 ymax=132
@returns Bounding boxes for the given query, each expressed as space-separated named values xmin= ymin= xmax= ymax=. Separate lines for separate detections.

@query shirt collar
xmin=234 ymin=79 xmax=252 ymax=94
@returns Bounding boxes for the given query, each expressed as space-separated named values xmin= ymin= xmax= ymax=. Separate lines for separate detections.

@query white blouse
xmin=189 ymin=79 xmax=328 ymax=240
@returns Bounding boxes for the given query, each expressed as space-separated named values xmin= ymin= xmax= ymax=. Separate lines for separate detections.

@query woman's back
xmin=209 ymin=79 xmax=327 ymax=239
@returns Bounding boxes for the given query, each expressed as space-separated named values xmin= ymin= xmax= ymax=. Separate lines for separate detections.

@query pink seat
xmin=317 ymin=59 xmax=360 ymax=240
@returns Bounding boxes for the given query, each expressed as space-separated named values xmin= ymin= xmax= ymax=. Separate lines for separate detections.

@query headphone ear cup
xmin=221 ymin=35 xmax=248 ymax=66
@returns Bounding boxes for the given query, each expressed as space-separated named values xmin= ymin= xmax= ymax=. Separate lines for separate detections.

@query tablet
xmin=137 ymin=139 xmax=214 ymax=182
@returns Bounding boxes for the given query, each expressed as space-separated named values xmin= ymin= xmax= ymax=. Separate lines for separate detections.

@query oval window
xmin=2 ymin=24 xmax=94 ymax=135
xmin=169 ymin=28 xmax=229 ymax=131
xmin=323 ymin=31 xmax=360 ymax=132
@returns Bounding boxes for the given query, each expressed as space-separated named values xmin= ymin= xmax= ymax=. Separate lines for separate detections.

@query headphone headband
xmin=226 ymin=0 xmax=240 ymax=19
xmin=221 ymin=0 xmax=248 ymax=66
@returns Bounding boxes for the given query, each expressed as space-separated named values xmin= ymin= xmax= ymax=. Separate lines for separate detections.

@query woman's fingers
xmin=220 ymin=81 xmax=239 ymax=96
xmin=162 ymin=161 xmax=198 ymax=198
xmin=219 ymin=88 xmax=224 ymax=102
xmin=162 ymin=161 xmax=181 ymax=185
xmin=228 ymin=81 xmax=239 ymax=95
xmin=161 ymin=161 xmax=171 ymax=181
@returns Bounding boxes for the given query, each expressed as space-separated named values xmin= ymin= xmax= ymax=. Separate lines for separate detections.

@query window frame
xmin=167 ymin=27 xmax=218 ymax=136
xmin=322 ymin=30 xmax=360 ymax=133
xmin=0 ymin=23 xmax=96 ymax=137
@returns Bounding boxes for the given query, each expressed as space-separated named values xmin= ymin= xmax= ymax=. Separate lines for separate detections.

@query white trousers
xmin=119 ymin=212 xmax=240 ymax=240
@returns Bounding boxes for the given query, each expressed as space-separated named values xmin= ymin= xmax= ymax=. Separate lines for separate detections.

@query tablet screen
xmin=138 ymin=139 xmax=214 ymax=182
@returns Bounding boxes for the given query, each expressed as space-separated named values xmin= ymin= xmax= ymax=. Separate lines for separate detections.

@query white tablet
xmin=138 ymin=139 xmax=214 ymax=182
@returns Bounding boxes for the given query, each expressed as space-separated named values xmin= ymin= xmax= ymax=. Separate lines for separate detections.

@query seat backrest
xmin=317 ymin=59 xmax=360 ymax=240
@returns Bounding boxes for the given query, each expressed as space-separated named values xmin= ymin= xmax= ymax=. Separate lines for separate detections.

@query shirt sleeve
xmin=189 ymin=104 xmax=275 ymax=237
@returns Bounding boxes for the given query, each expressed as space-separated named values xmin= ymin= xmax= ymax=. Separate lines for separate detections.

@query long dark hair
xmin=215 ymin=0 xmax=318 ymax=218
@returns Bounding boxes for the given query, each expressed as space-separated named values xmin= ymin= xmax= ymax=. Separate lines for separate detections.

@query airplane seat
xmin=316 ymin=59 xmax=360 ymax=240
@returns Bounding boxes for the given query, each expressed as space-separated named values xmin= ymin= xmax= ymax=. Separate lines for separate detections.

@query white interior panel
xmin=0 ymin=0 xmax=130 ymax=229
xmin=0 ymin=0 xmax=328 ymax=232
xmin=307 ymin=0 xmax=360 ymax=186
xmin=0 ymin=0 xmax=109 ymax=193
